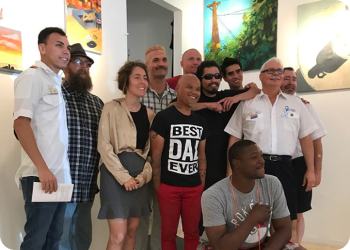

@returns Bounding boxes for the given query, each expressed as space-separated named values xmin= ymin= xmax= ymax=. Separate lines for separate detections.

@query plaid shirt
xmin=141 ymin=82 xmax=176 ymax=114
xmin=62 ymin=82 xmax=104 ymax=202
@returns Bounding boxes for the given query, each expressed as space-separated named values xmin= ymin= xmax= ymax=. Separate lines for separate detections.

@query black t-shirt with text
xmin=151 ymin=105 xmax=209 ymax=187
xmin=196 ymin=89 xmax=247 ymax=189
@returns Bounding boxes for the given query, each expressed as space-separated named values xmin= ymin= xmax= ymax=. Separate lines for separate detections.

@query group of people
xmin=13 ymin=26 xmax=326 ymax=250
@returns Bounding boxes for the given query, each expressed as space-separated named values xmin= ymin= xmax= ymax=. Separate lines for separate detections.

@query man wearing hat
xmin=60 ymin=43 xmax=104 ymax=250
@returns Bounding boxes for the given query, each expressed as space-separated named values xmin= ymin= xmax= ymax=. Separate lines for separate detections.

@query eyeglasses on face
xmin=260 ymin=68 xmax=284 ymax=75
xmin=70 ymin=58 xmax=93 ymax=68
xmin=202 ymin=73 xmax=222 ymax=80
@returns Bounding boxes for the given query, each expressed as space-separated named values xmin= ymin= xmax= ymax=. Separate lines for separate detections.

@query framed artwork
xmin=296 ymin=0 xmax=350 ymax=92
xmin=204 ymin=0 xmax=278 ymax=71
xmin=0 ymin=26 xmax=23 ymax=72
xmin=65 ymin=0 xmax=102 ymax=53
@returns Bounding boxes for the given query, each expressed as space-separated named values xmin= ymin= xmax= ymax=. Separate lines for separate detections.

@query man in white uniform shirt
xmin=13 ymin=27 xmax=71 ymax=250
xmin=281 ymin=67 xmax=327 ymax=244
xmin=224 ymin=57 xmax=318 ymax=244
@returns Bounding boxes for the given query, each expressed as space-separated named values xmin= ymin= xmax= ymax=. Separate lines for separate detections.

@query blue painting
xmin=204 ymin=0 xmax=278 ymax=70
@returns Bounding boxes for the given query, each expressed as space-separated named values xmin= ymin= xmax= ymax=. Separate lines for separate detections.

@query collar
xmin=256 ymin=90 xmax=289 ymax=100
xmin=147 ymin=82 xmax=176 ymax=96
xmin=35 ymin=61 xmax=59 ymax=75
xmin=62 ymin=81 xmax=87 ymax=96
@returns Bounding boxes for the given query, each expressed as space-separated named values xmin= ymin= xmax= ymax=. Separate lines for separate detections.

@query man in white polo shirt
xmin=224 ymin=57 xmax=318 ymax=245
xmin=281 ymin=67 xmax=327 ymax=244
xmin=13 ymin=27 xmax=71 ymax=250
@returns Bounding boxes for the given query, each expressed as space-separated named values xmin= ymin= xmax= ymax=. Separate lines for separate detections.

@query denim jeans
xmin=59 ymin=202 xmax=93 ymax=250
xmin=20 ymin=177 xmax=67 ymax=250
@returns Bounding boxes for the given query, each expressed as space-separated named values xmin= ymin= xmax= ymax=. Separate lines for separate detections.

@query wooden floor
xmin=302 ymin=242 xmax=342 ymax=250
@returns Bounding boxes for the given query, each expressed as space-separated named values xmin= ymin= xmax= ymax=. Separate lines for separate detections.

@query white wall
xmin=127 ymin=0 xmax=173 ymax=77
xmin=1 ymin=0 xmax=349 ymax=249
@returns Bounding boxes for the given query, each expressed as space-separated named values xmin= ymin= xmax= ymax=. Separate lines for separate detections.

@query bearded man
xmin=60 ymin=43 xmax=104 ymax=250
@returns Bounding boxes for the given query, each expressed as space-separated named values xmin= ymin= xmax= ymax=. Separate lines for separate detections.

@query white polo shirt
xmin=224 ymin=91 xmax=318 ymax=156
xmin=292 ymin=103 xmax=327 ymax=159
xmin=14 ymin=61 xmax=71 ymax=188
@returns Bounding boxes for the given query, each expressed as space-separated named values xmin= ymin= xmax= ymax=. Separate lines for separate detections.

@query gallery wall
xmin=127 ymin=0 xmax=173 ymax=78
xmin=0 ymin=0 xmax=349 ymax=249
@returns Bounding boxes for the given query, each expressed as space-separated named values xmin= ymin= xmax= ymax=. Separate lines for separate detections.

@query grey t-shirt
xmin=198 ymin=175 xmax=289 ymax=249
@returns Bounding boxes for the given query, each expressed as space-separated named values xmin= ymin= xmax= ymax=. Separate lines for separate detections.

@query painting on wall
xmin=204 ymin=0 xmax=278 ymax=71
xmin=296 ymin=0 xmax=350 ymax=92
xmin=66 ymin=0 xmax=102 ymax=53
xmin=0 ymin=26 xmax=23 ymax=71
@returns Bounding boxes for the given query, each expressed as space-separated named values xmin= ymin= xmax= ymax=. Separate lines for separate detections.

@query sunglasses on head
xmin=202 ymin=73 xmax=222 ymax=80
xmin=70 ymin=58 xmax=93 ymax=68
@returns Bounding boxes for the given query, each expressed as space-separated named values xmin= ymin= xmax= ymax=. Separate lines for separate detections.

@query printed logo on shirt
xmin=168 ymin=124 xmax=203 ymax=175
xmin=247 ymin=110 xmax=262 ymax=120
xmin=281 ymin=106 xmax=297 ymax=118
xmin=230 ymin=199 xmax=271 ymax=248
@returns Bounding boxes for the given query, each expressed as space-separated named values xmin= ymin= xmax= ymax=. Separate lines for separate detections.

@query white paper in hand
xmin=32 ymin=182 xmax=74 ymax=202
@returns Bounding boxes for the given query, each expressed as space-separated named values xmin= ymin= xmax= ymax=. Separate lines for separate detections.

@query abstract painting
xmin=297 ymin=0 xmax=350 ymax=92
xmin=66 ymin=0 xmax=102 ymax=53
xmin=0 ymin=26 xmax=23 ymax=71
xmin=204 ymin=0 xmax=278 ymax=70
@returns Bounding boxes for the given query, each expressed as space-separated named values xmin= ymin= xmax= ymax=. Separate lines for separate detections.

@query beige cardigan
xmin=98 ymin=98 xmax=155 ymax=187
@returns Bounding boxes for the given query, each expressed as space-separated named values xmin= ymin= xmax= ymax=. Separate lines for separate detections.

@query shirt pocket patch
xmin=42 ymin=94 xmax=62 ymax=121
xmin=245 ymin=113 xmax=264 ymax=133
xmin=283 ymin=112 xmax=299 ymax=131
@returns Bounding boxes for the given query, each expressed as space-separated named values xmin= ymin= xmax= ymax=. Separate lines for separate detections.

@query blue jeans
xmin=20 ymin=177 xmax=67 ymax=250
xmin=59 ymin=202 xmax=93 ymax=250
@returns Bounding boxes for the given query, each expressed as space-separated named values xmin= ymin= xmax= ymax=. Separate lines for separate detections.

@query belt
xmin=263 ymin=154 xmax=291 ymax=162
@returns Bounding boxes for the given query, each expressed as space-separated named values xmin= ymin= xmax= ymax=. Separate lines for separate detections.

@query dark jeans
xmin=20 ymin=176 xmax=67 ymax=250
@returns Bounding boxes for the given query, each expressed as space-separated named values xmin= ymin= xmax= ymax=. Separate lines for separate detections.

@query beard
xmin=66 ymin=67 xmax=93 ymax=93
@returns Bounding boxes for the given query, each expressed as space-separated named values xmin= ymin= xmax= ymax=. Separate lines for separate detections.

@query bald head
xmin=176 ymin=74 xmax=201 ymax=107
xmin=181 ymin=49 xmax=202 ymax=74
xmin=177 ymin=74 xmax=200 ymax=88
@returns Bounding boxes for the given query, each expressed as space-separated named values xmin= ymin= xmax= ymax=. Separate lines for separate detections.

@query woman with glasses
xmin=97 ymin=61 xmax=155 ymax=250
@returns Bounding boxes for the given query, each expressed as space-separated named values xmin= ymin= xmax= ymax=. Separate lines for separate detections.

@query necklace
xmin=230 ymin=176 xmax=261 ymax=250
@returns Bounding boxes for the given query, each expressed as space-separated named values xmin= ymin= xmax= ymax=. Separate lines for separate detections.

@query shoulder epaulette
xmin=30 ymin=65 xmax=39 ymax=69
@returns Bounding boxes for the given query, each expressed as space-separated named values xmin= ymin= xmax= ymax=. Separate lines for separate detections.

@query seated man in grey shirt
xmin=198 ymin=140 xmax=306 ymax=250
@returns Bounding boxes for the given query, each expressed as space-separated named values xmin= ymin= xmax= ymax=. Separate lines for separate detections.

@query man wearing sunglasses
xmin=225 ymin=57 xmax=318 ymax=247
xmin=194 ymin=60 xmax=259 ymax=192
xmin=60 ymin=43 xmax=104 ymax=250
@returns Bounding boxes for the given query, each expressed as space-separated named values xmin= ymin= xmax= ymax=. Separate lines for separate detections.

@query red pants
xmin=157 ymin=183 xmax=203 ymax=250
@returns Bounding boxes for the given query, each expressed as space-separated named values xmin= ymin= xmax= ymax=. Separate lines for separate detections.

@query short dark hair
xmin=38 ymin=27 xmax=66 ymax=45
xmin=228 ymin=140 xmax=257 ymax=169
xmin=117 ymin=61 xmax=149 ymax=94
xmin=221 ymin=57 xmax=242 ymax=76
xmin=284 ymin=67 xmax=295 ymax=71
xmin=196 ymin=60 xmax=220 ymax=80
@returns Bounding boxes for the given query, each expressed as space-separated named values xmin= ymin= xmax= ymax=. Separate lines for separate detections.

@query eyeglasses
xmin=202 ymin=73 xmax=222 ymax=80
xmin=70 ymin=58 xmax=93 ymax=68
xmin=260 ymin=68 xmax=284 ymax=75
